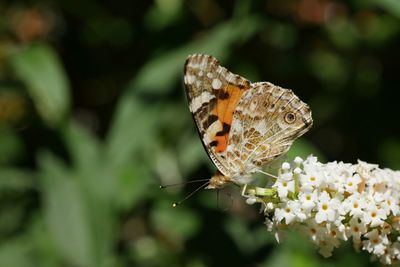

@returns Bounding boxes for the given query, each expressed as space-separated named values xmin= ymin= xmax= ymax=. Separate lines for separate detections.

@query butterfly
xmin=184 ymin=54 xmax=313 ymax=190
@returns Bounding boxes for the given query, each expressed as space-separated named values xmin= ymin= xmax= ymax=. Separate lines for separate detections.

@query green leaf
xmin=63 ymin=120 xmax=150 ymax=211
xmin=371 ymin=0 xmax=400 ymax=19
xmin=62 ymin=121 xmax=102 ymax=172
xmin=10 ymin=43 xmax=70 ymax=126
xmin=38 ymin=151 xmax=97 ymax=267
xmin=0 ymin=238 xmax=34 ymax=267
xmin=106 ymin=97 xmax=159 ymax=167
xmin=113 ymin=163 xmax=153 ymax=210
xmin=62 ymin=121 xmax=115 ymax=201
xmin=105 ymin=97 xmax=158 ymax=208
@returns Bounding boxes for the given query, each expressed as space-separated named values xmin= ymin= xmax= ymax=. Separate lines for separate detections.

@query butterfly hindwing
xmin=226 ymin=82 xmax=313 ymax=174
xmin=184 ymin=54 xmax=251 ymax=176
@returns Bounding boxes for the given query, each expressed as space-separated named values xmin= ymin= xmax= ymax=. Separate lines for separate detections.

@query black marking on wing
xmin=216 ymin=123 xmax=231 ymax=136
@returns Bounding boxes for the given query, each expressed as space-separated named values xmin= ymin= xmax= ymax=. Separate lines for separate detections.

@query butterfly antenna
xmin=172 ymin=181 xmax=209 ymax=208
xmin=159 ymin=179 xmax=210 ymax=189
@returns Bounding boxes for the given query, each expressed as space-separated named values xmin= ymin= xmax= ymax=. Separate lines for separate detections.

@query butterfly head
xmin=206 ymin=171 xmax=232 ymax=189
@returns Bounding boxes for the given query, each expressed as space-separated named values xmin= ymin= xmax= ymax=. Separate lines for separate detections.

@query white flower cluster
xmin=242 ymin=156 xmax=400 ymax=264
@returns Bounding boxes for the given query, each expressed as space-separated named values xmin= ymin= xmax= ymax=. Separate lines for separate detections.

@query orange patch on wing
xmin=215 ymin=136 xmax=227 ymax=153
xmin=212 ymin=85 xmax=247 ymax=153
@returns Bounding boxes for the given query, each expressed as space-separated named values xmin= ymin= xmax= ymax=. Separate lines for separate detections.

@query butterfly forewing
xmin=184 ymin=54 xmax=251 ymax=176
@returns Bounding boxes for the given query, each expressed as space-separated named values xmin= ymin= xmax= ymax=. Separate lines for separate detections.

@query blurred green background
xmin=0 ymin=0 xmax=399 ymax=266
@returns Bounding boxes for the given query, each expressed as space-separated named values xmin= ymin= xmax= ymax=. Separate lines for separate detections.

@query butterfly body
xmin=184 ymin=54 xmax=313 ymax=189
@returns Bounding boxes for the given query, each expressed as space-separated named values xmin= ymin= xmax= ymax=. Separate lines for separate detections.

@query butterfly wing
xmin=184 ymin=54 xmax=251 ymax=176
xmin=226 ymin=82 xmax=313 ymax=175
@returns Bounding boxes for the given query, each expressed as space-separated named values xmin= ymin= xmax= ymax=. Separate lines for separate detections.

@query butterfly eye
xmin=284 ymin=112 xmax=296 ymax=124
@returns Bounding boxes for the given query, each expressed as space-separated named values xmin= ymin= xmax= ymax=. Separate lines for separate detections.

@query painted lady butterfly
xmin=184 ymin=54 xmax=313 ymax=189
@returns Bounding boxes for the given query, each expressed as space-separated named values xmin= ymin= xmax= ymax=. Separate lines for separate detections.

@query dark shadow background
xmin=0 ymin=0 xmax=399 ymax=266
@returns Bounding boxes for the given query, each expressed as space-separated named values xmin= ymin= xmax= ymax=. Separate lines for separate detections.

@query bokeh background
xmin=1 ymin=1 xmax=399 ymax=266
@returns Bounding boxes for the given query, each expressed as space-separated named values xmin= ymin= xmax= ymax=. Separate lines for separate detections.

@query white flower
xmin=281 ymin=162 xmax=291 ymax=172
xmin=365 ymin=168 xmax=387 ymax=190
xmin=275 ymin=201 xmax=302 ymax=224
xmin=318 ymin=236 xmax=340 ymax=258
xmin=357 ymin=160 xmax=378 ymax=179
xmin=347 ymin=218 xmax=367 ymax=241
xmin=315 ymin=191 xmax=340 ymax=223
xmin=373 ymin=191 xmax=386 ymax=204
xmin=381 ymin=222 xmax=392 ymax=235
xmin=301 ymin=219 xmax=326 ymax=243
xmin=273 ymin=179 xmax=295 ymax=200
xmin=380 ymin=250 xmax=393 ymax=265
xmin=340 ymin=193 xmax=365 ymax=218
xmin=327 ymin=174 xmax=346 ymax=194
xmin=280 ymin=172 xmax=294 ymax=182
xmin=241 ymin=155 xmax=400 ymax=263
xmin=391 ymin=241 xmax=400 ymax=259
xmin=363 ymin=203 xmax=387 ymax=227
xmin=300 ymin=170 xmax=325 ymax=188
xmin=303 ymin=155 xmax=321 ymax=167
xmin=327 ymin=223 xmax=348 ymax=241
xmin=298 ymin=189 xmax=318 ymax=212
xmin=261 ymin=202 xmax=274 ymax=213
xmin=363 ymin=229 xmax=389 ymax=256
xmin=294 ymin=156 xmax=303 ymax=167
xmin=324 ymin=163 xmax=350 ymax=193
xmin=344 ymin=173 xmax=362 ymax=193
xmin=381 ymin=193 xmax=400 ymax=216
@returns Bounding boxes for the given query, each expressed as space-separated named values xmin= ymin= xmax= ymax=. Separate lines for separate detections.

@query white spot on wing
xmin=185 ymin=75 xmax=195 ymax=84
xmin=190 ymin=91 xmax=215 ymax=112
xmin=212 ymin=79 xmax=222 ymax=90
